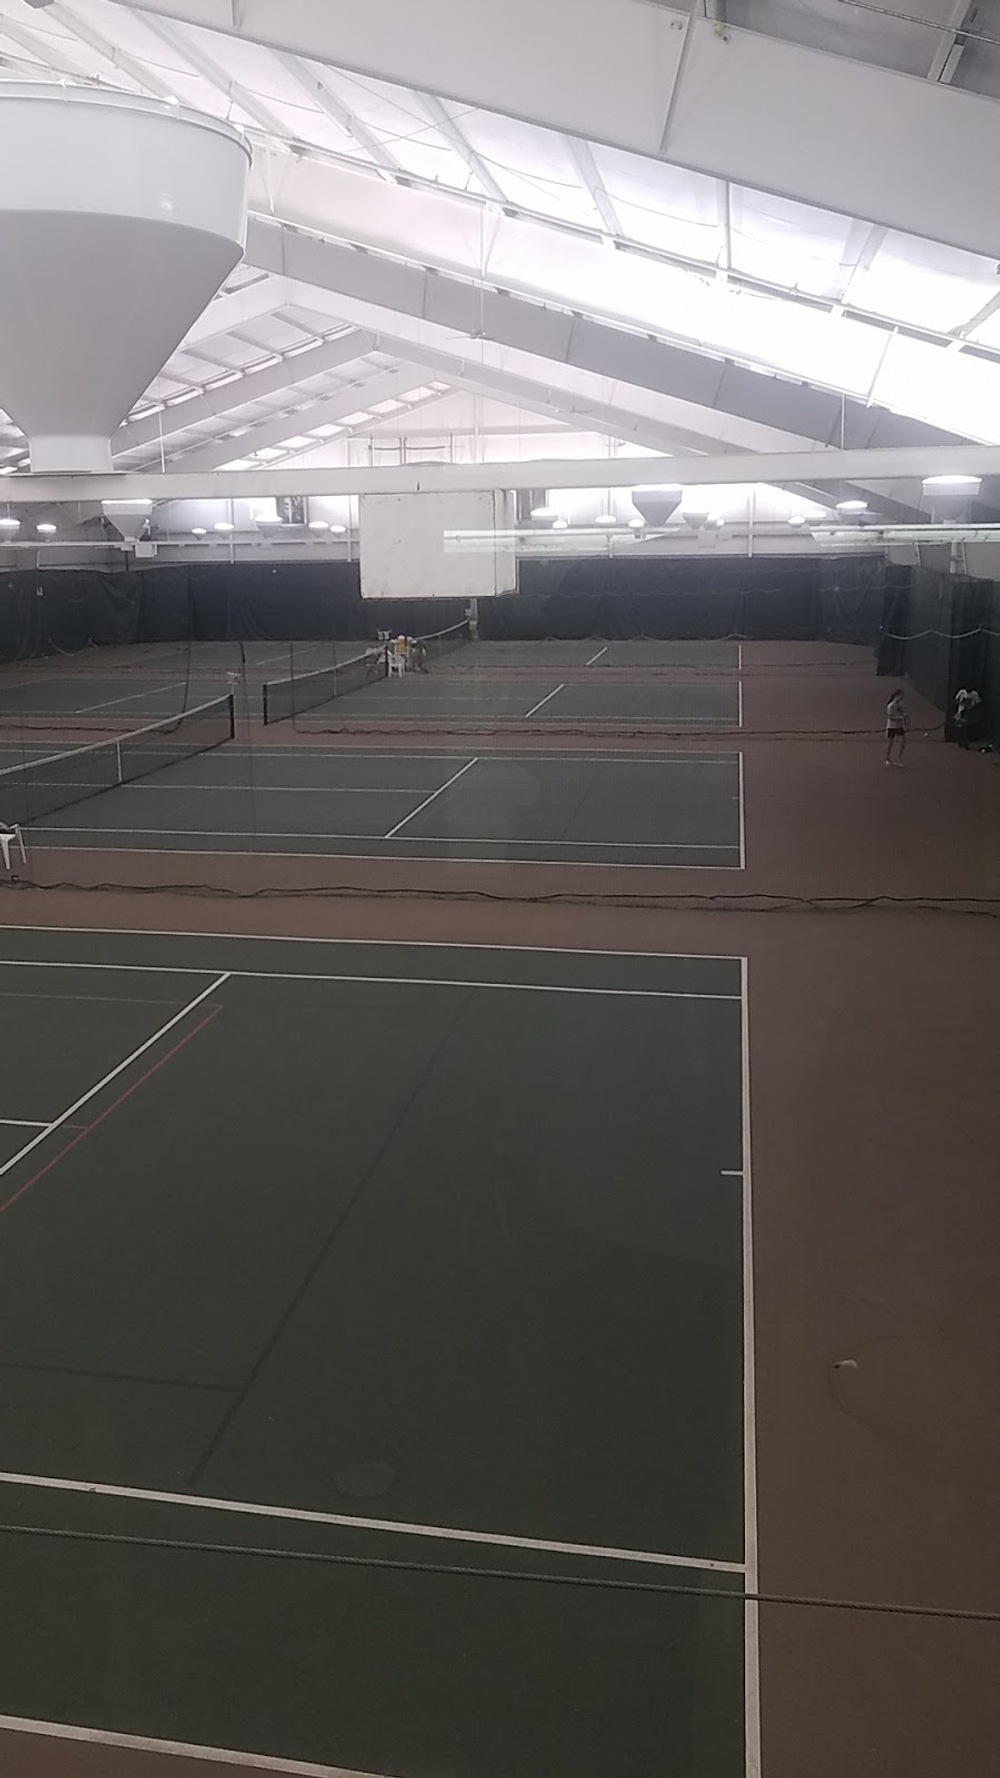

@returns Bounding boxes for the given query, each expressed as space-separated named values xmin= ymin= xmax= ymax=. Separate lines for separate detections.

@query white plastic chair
xmin=0 ymin=823 xmax=26 ymax=871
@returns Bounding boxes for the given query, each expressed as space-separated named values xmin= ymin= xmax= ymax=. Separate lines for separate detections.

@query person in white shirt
xmin=885 ymin=689 xmax=907 ymax=766
xmin=954 ymin=687 xmax=983 ymax=750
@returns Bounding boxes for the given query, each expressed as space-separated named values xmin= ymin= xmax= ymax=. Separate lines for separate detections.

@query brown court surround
xmin=1 ymin=642 xmax=999 ymax=1778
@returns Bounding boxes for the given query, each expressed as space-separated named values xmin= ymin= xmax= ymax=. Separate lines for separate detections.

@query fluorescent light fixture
xmin=329 ymin=523 xmax=347 ymax=535
xmin=922 ymin=474 xmax=981 ymax=490
xmin=164 ymin=95 xmax=180 ymax=106
xmin=310 ymin=424 xmax=342 ymax=438
xmin=339 ymin=411 xmax=372 ymax=426
xmin=531 ymin=505 xmax=558 ymax=520
xmin=595 ymin=512 xmax=617 ymax=526
xmin=254 ymin=513 xmax=283 ymax=526
xmin=36 ymin=522 xmax=57 ymax=535
xmin=682 ymin=510 xmax=709 ymax=528
xmin=254 ymin=447 xmax=286 ymax=461
xmin=628 ymin=517 xmax=645 ymax=529
xmin=836 ymin=499 xmax=868 ymax=514
xmin=552 ymin=518 xmax=569 ymax=530
xmin=191 ymin=527 xmax=207 ymax=537
xmin=308 ymin=519 xmax=329 ymax=532
xmin=0 ymin=516 xmax=20 ymax=532
xmin=214 ymin=520 xmax=235 ymax=533
xmin=787 ymin=514 xmax=807 ymax=527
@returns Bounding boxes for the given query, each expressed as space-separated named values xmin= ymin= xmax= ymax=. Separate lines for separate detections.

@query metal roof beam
xmin=164 ymin=368 xmax=437 ymax=471
xmin=274 ymin=52 xmax=402 ymax=174
xmin=244 ymin=215 xmax=962 ymax=454
xmin=115 ymin=328 xmax=372 ymax=453
xmin=0 ymin=14 xmax=96 ymax=81
xmin=181 ymin=277 xmax=288 ymax=347
xmin=136 ymin=11 xmax=290 ymax=134
xmin=420 ymin=94 xmax=508 ymax=202
xmin=927 ymin=0 xmax=972 ymax=84
xmin=563 ymin=135 xmax=622 ymax=239
xmin=116 ymin=0 xmax=1000 ymax=256
xmin=38 ymin=1 xmax=175 ymax=97
xmin=13 ymin=440 xmax=1000 ymax=503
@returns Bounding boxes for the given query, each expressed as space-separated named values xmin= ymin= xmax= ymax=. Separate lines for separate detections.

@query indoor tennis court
xmin=3 ymin=14 xmax=1000 ymax=1770
xmin=0 ymin=924 xmax=752 ymax=1778
xmin=19 ymin=746 xmax=744 ymax=869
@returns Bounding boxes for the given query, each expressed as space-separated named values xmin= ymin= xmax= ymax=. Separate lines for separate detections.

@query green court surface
xmin=296 ymin=674 xmax=741 ymax=728
xmin=0 ymin=926 xmax=753 ymax=1778
xmin=22 ymin=748 xmax=745 ymax=868
xmin=0 ymin=639 xmax=742 ymax=731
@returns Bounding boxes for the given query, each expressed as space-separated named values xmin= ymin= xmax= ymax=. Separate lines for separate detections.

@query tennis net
xmin=262 ymin=647 xmax=386 ymax=724
xmin=415 ymin=619 xmax=472 ymax=663
xmin=0 ymin=694 xmax=235 ymax=826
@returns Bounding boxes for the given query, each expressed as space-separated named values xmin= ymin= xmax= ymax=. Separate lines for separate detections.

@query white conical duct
xmin=0 ymin=85 xmax=251 ymax=473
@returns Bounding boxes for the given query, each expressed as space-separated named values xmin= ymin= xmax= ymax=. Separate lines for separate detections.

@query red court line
xmin=0 ymin=1006 xmax=223 ymax=1218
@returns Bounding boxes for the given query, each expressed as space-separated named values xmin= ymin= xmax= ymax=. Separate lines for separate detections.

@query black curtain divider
xmin=0 ymin=568 xmax=142 ymax=659
xmin=2 ymin=552 xmax=886 ymax=663
xmin=875 ymin=563 xmax=1000 ymax=742
xmin=483 ymin=555 xmax=886 ymax=642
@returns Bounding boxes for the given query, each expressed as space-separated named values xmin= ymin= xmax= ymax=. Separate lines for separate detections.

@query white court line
xmin=523 ymin=684 xmax=565 ymax=718
xmin=214 ymin=748 xmax=740 ymax=765
xmin=384 ymin=756 xmax=479 ymax=839
xmin=0 ymin=1717 xmax=381 ymax=1778
xmin=738 ymin=642 xmax=744 ymax=673
xmin=26 ymin=839 xmax=741 ymax=874
xmin=738 ymin=675 xmax=744 ymax=729
xmin=0 ymin=1469 xmax=745 ymax=1575
xmin=0 ymin=922 xmax=746 ymax=965
xmin=586 ymin=647 xmax=609 ymax=666
xmin=0 ymin=960 xmax=741 ymax=1002
xmin=114 ymin=785 xmax=429 ymax=796
xmin=411 ymin=837 xmax=737 ymax=852
xmin=738 ymin=750 xmax=747 ymax=871
xmin=741 ymin=957 xmax=762 ymax=1778
xmin=34 ymin=827 xmax=738 ymax=852
xmin=78 ymin=679 xmax=188 ymax=714
xmin=0 ymin=973 xmax=229 ymax=1182
xmin=720 ymin=1169 xmax=744 ymax=1177
xmin=0 ymin=1119 xmax=51 ymax=1128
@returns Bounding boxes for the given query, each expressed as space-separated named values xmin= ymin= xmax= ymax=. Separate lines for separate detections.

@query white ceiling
xmin=1 ymin=0 xmax=999 ymax=521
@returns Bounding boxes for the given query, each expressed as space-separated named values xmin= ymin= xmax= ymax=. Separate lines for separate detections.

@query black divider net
xmin=1 ymin=556 xmax=885 ymax=663
xmin=0 ymin=694 xmax=235 ymax=824
xmin=876 ymin=564 xmax=1000 ymax=743
xmin=263 ymin=648 xmax=386 ymax=725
